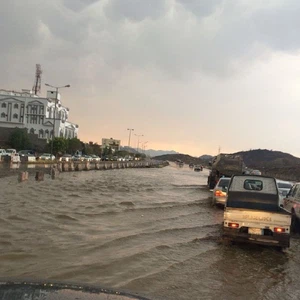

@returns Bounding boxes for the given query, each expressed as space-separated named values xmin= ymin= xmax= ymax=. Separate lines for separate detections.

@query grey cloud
xmin=176 ymin=0 xmax=223 ymax=17
xmin=2 ymin=0 xmax=300 ymax=81
xmin=62 ymin=0 xmax=101 ymax=12
xmin=104 ymin=0 xmax=168 ymax=22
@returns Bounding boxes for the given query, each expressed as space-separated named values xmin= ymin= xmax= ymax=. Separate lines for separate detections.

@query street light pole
xmin=135 ymin=134 xmax=143 ymax=152
xmin=127 ymin=128 xmax=134 ymax=147
xmin=45 ymin=83 xmax=70 ymax=158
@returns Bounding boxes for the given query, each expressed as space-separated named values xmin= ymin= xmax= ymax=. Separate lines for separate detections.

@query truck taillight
xmin=215 ymin=190 xmax=225 ymax=197
xmin=228 ymin=222 xmax=239 ymax=228
xmin=274 ymin=227 xmax=285 ymax=233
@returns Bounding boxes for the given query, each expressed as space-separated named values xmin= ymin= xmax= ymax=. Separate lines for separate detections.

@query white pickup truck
xmin=223 ymin=175 xmax=291 ymax=249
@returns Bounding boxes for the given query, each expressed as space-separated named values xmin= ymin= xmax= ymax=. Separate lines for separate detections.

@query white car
xmin=39 ymin=153 xmax=55 ymax=161
xmin=91 ymin=155 xmax=101 ymax=162
xmin=6 ymin=149 xmax=17 ymax=156
xmin=59 ymin=154 xmax=73 ymax=162
xmin=276 ymin=179 xmax=293 ymax=205
xmin=212 ymin=177 xmax=231 ymax=206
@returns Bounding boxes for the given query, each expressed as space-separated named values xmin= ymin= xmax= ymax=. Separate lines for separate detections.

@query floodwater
xmin=1 ymin=163 xmax=300 ymax=300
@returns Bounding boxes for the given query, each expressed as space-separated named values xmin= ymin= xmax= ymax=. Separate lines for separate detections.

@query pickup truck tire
xmin=291 ymin=210 xmax=300 ymax=234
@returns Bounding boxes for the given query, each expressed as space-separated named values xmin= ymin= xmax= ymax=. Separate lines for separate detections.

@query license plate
xmin=249 ymin=228 xmax=262 ymax=235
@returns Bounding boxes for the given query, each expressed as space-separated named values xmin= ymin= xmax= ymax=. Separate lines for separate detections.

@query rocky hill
xmin=154 ymin=149 xmax=300 ymax=181
xmin=153 ymin=153 xmax=211 ymax=166
xmin=233 ymin=149 xmax=300 ymax=181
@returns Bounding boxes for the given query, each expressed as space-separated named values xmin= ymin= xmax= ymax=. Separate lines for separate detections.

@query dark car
xmin=18 ymin=150 xmax=35 ymax=157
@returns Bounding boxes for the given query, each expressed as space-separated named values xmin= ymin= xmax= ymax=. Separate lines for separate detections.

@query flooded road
xmin=0 ymin=163 xmax=300 ymax=300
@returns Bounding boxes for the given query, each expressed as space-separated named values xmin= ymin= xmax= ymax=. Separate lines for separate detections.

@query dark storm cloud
xmin=2 ymin=0 xmax=300 ymax=78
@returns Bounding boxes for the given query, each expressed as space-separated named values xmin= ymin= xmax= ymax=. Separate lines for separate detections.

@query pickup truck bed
xmin=223 ymin=207 xmax=291 ymax=248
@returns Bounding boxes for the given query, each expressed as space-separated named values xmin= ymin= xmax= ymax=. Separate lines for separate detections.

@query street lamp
xmin=127 ymin=128 xmax=134 ymax=147
xmin=134 ymin=134 xmax=143 ymax=152
xmin=45 ymin=83 xmax=70 ymax=157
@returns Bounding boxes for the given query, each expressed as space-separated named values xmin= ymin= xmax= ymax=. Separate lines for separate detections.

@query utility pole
xmin=45 ymin=83 xmax=70 ymax=158
xmin=135 ymin=134 xmax=143 ymax=152
xmin=127 ymin=128 xmax=134 ymax=147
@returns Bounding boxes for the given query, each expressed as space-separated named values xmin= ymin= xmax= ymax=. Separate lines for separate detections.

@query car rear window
xmin=218 ymin=179 xmax=230 ymax=188
xmin=244 ymin=179 xmax=263 ymax=191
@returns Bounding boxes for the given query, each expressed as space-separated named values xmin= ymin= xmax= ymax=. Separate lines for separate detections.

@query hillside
xmin=153 ymin=153 xmax=211 ymax=166
xmin=233 ymin=149 xmax=300 ymax=181
xmin=154 ymin=149 xmax=300 ymax=181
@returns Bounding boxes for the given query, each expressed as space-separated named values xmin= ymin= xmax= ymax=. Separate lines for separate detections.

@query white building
xmin=0 ymin=89 xmax=79 ymax=140
xmin=102 ymin=138 xmax=121 ymax=152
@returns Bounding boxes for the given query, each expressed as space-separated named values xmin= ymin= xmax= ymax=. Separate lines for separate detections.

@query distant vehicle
xmin=212 ymin=177 xmax=231 ymax=206
xmin=73 ymin=155 xmax=84 ymax=161
xmin=276 ymin=179 xmax=293 ymax=205
xmin=18 ymin=150 xmax=35 ymax=157
xmin=81 ymin=155 xmax=92 ymax=162
xmin=60 ymin=154 xmax=73 ymax=162
xmin=189 ymin=163 xmax=194 ymax=168
xmin=283 ymin=182 xmax=300 ymax=233
xmin=91 ymin=155 xmax=101 ymax=162
xmin=6 ymin=149 xmax=17 ymax=156
xmin=208 ymin=153 xmax=244 ymax=189
xmin=0 ymin=149 xmax=6 ymax=157
xmin=194 ymin=165 xmax=203 ymax=172
xmin=223 ymin=175 xmax=291 ymax=249
xmin=39 ymin=153 xmax=55 ymax=161
xmin=249 ymin=169 xmax=262 ymax=175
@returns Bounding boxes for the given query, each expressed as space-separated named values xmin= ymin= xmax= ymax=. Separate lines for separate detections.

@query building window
xmin=45 ymin=130 xmax=49 ymax=139
xmin=13 ymin=113 xmax=18 ymax=119
xmin=14 ymin=104 xmax=19 ymax=109
xmin=39 ymin=129 xmax=44 ymax=138
xmin=30 ymin=128 xmax=35 ymax=134
xmin=1 ymin=103 xmax=6 ymax=108
xmin=1 ymin=112 xmax=6 ymax=118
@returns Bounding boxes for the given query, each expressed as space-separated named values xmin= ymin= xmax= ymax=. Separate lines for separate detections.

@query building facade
xmin=102 ymin=138 xmax=121 ymax=152
xmin=0 ymin=89 xmax=79 ymax=141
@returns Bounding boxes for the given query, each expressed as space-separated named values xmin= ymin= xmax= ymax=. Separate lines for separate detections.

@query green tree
xmin=52 ymin=137 xmax=68 ymax=155
xmin=8 ymin=128 xmax=32 ymax=151
xmin=67 ymin=138 xmax=82 ymax=154
xmin=102 ymin=146 xmax=112 ymax=157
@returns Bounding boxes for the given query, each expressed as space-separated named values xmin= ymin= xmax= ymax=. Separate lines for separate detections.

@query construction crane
xmin=32 ymin=64 xmax=42 ymax=95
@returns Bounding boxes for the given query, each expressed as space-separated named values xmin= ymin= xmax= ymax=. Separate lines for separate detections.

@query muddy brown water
xmin=0 ymin=163 xmax=300 ymax=300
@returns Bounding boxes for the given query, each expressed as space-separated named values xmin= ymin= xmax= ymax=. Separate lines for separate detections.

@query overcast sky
xmin=1 ymin=0 xmax=300 ymax=157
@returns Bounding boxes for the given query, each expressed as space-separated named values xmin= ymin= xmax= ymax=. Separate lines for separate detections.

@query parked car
xmin=223 ymin=175 xmax=291 ymax=249
xmin=39 ymin=153 xmax=55 ymax=161
xmin=283 ymin=182 xmax=300 ymax=233
xmin=82 ymin=155 xmax=92 ymax=161
xmin=91 ymin=155 xmax=101 ymax=162
xmin=212 ymin=177 xmax=231 ymax=206
xmin=0 ymin=149 xmax=6 ymax=157
xmin=73 ymin=155 xmax=84 ymax=161
xmin=18 ymin=150 xmax=35 ymax=157
xmin=276 ymin=179 xmax=293 ymax=205
xmin=5 ymin=149 xmax=17 ymax=156
xmin=60 ymin=154 xmax=73 ymax=162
